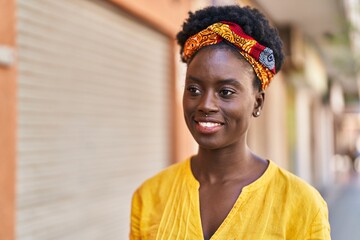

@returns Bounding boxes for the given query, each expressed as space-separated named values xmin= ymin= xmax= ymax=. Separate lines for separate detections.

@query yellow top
xmin=130 ymin=159 xmax=330 ymax=239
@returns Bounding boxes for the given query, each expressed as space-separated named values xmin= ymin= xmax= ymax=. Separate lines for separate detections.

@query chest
xmin=199 ymin=182 xmax=244 ymax=240
xmin=146 ymin=180 xmax=304 ymax=240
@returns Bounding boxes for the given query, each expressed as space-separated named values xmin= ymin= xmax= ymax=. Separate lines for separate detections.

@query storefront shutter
xmin=17 ymin=0 xmax=170 ymax=238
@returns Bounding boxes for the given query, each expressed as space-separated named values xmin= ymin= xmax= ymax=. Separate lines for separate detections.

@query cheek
xmin=182 ymin=92 xmax=197 ymax=109
xmin=182 ymin=96 xmax=195 ymax=118
xmin=182 ymin=96 xmax=189 ymax=112
xmin=224 ymin=100 xmax=253 ymax=120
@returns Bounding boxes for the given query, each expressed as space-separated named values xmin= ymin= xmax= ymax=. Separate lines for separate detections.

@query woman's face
xmin=183 ymin=46 xmax=264 ymax=150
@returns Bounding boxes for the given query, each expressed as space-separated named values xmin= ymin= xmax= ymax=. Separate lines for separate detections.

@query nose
xmin=198 ymin=90 xmax=219 ymax=114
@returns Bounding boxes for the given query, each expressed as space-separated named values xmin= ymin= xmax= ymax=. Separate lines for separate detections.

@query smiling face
xmin=183 ymin=45 xmax=265 ymax=150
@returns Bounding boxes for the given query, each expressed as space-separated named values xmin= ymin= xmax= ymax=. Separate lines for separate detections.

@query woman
xmin=130 ymin=5 xmax=330 ymax=239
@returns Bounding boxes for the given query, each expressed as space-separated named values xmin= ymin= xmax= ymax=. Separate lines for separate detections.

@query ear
xmin=252 ymin=90 xmax=265 ymax=117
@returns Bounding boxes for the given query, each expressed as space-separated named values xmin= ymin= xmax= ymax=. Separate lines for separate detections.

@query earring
xmin=253 ymin=111 xmax=260 ymax=117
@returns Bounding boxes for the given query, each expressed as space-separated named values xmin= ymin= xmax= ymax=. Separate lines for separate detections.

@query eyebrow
xmin=187 ymin=75 xmax=242 ymax=87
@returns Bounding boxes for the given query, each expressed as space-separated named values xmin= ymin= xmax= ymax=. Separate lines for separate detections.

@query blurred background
xmin=0 ymin=0 xmax=359 ymax=239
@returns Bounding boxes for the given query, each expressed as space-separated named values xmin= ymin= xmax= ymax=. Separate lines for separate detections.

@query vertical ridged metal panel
xmin=16 ymin=0 xmax=170 ymax=238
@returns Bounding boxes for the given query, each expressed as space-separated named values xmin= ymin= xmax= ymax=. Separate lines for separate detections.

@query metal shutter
xmin=16 ymin=0 xmax=170 ymax=238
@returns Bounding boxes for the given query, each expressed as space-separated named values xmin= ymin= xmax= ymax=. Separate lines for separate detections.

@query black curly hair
xmin=176 ymin=5 xmax=285 ymax=90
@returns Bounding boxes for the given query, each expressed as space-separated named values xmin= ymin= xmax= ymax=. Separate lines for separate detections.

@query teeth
xmin=198 ymin=122 xmax=221 ymax=127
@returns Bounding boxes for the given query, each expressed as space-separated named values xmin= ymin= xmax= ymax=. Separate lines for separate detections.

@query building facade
xmin=0 ymin=0 xmax=191 ymax=239
xmin=1 ymin=0 xmax=356 ymax=239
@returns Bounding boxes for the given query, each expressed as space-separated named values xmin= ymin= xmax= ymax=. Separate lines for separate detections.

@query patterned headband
xmin=183 ymin=21 xmax=276 ymax=90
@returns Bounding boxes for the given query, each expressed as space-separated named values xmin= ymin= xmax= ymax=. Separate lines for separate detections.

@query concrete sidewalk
xmin=324 ymin=173 xmax=360 ymax=240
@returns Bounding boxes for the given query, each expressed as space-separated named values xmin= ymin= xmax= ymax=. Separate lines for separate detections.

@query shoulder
xmin=268 ymin=161 xmax=330 ymax=237
xmin=130 ymin=160 xmax=189 ymax=239
xmin=271 ymin=163 xmax=326 ymax=207
xmin=133 ymin=159 xmax=189 ymax=197
xmin=130 ymin=159 xmax=191 ymax=220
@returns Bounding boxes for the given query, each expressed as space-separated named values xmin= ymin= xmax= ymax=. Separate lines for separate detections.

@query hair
xmin=176 ymin=5 xmax=285 ymax=91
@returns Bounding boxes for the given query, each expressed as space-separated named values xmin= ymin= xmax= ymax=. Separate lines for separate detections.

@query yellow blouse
xmin=130 ymin=159 xmax=330 ymax=239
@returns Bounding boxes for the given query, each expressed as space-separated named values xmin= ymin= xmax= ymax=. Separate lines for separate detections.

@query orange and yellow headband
xmin=183 ymin=21 xmax=276 ymax=90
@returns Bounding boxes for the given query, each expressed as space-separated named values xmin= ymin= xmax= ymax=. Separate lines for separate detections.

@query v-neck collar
xmin=184 ymin=158 xmax=276 ymax=239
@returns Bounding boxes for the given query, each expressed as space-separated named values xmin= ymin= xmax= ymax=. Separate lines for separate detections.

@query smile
xmin=198 ymin=122 xmax=222 ymax=127
xmin=195 ymin=121 xmax=224 ymax=134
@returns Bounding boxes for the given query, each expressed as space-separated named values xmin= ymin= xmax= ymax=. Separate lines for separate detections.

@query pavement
xmin=323 ymin=172 xmax=360 ymax=240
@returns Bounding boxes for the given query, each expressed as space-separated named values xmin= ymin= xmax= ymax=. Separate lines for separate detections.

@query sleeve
xmin=306 ymin=200 xmax=331 ymax=240
xmin=129 ymin=189 xmax=142 ymax=240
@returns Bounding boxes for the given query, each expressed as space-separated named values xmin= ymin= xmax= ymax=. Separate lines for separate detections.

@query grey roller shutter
xmin=17 ymin=0 xmax=170 ymax=238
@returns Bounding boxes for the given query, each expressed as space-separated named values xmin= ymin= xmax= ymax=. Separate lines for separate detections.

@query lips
xmin=194 ymin=118 xmax=224 ymax=134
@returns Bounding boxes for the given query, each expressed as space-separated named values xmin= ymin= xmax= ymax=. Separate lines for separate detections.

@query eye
xmin=187 ymin=86 xmax=201 ymax=96
xmin=219 ymin=89 xmax=235 ymax=97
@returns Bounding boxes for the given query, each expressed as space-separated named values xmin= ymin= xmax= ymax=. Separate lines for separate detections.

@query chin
xmin=193 ymin=136 xmax=225 ymax=150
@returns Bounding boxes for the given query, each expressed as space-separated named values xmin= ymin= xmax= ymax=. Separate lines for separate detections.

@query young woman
xmin=130 ymin=5 xmax=330 ymax=239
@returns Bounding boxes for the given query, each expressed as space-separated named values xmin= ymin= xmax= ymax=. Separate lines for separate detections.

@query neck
xmin=192 ymin=144 xmax=261 ymax=183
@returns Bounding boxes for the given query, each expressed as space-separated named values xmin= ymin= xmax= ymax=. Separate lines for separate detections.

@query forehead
xmin=186 ymin=45 xmax=255 ymax=83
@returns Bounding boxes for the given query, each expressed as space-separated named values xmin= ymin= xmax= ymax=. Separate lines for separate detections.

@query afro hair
xmin=176 ymin=5 xmax=285 ymax=73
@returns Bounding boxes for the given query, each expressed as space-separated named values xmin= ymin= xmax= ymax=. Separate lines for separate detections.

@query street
xmin=325 ymin=173 xmax=360 ymax=240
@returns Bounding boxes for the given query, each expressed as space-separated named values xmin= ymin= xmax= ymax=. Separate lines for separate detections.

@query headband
xmin=183 ymin=21 xmax=276 ymax=90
